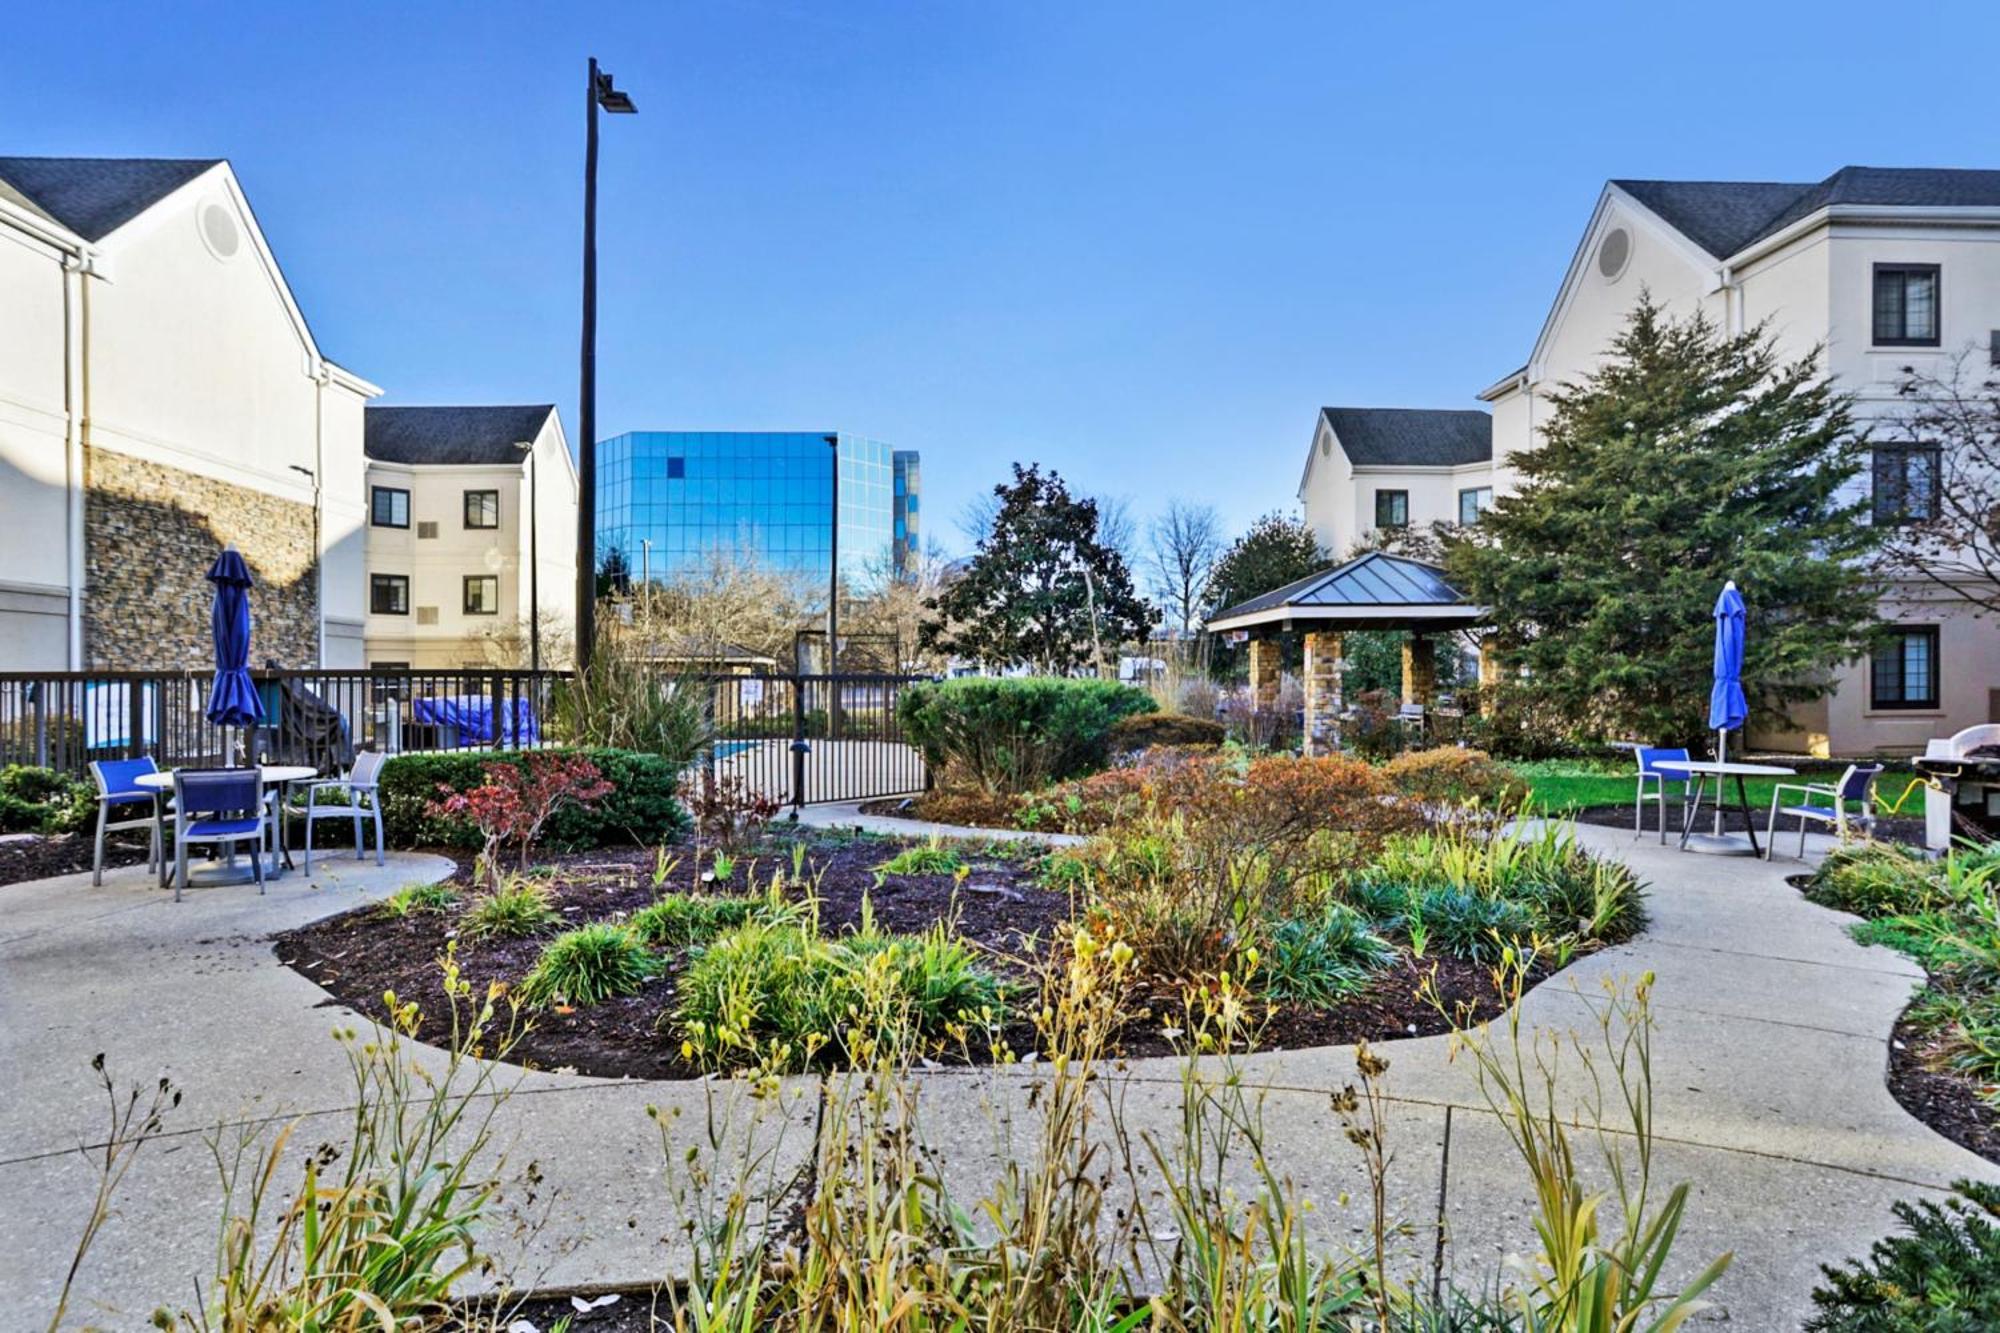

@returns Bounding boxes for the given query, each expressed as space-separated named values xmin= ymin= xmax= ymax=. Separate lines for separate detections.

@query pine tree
xmin=1447 ymin=295 xmax=1881 ymax=747
xmin=921 ymin=464 xmax=1156 ymax=673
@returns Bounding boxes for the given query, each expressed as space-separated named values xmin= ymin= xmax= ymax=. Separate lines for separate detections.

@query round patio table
xmin=136 ymin=765 xmax=318 ymax=888
xmin=1652 ymin=759 xmax=1795 ymax=857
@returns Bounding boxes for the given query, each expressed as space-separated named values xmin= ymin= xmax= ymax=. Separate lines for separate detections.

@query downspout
xmin=61 ymin=254 xmax=88 ymax=669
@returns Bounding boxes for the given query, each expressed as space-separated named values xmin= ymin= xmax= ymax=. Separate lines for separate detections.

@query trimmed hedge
xmin=377 ymin=747 xmax=690 ymax=851
xmin=898 ymin=677 xmax=1156 ymax=793
xmin=0 ymin=765 xmax=95 ymax=836
xmin=1108 ymin=711 xmax=1226 ymax=755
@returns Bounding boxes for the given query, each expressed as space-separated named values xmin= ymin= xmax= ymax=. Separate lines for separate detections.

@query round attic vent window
xmin=199 ymin=202 xmax=240 ymax=259
xmin=1597 ymin=227 xmax=1631 ymax=280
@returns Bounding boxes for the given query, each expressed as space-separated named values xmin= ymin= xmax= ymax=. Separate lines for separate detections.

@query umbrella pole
xmin=1714 ymin=726 xmax=1727 ymax=836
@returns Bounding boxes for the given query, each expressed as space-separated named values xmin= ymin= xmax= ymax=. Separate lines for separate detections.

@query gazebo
xmin=1205 ymin=551 xmax=1489 ymax=755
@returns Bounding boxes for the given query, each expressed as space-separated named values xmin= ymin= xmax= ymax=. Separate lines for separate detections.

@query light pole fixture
xmin=577 ymin=56 xmax=637 ymax=673
xmin=515 ymin=441 xmax=540 ymax=673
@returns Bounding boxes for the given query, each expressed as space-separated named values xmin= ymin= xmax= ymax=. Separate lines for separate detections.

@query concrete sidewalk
xmin=4 ymin=825 xmax=1995 ymax=1327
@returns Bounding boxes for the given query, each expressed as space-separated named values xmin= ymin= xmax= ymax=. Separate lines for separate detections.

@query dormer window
xmin=1873 ymin=264 xmax=1940 ymax=347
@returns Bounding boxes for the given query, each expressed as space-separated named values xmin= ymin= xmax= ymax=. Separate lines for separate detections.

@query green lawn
xmin=1507 ymin=761 xmax=1924 ymax=818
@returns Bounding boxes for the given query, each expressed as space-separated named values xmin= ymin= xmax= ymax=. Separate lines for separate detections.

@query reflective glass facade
xmin=595 ymin=431 xmax=914 ymax=586
xmin=892 ymin=450 xmax=920 ymax=569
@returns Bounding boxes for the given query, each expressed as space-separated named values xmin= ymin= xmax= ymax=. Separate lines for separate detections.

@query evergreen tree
xmin=1205 ymin=512 xmax=1328 ymax=615
xmin=921 ymin=464 xmax=1156 ymax=673
xmin=1447 ymin=295 xmax=1881 ymax=747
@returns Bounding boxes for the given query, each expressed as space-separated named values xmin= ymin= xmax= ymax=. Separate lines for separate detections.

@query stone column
xmin=1401 ymin=633 xmax=1437 ymax=707
xmin=1247 ymin=636 xmax=1282 ymax=714
xmin=1301 ymin=630 xmax=1344 ymax=756
xmin=1477 ymin=635 xmax=1502 ymax=716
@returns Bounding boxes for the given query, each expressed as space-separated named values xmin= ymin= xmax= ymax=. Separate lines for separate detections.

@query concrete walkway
xmin=3 ymin=825 xmax=1996 ymax=1327
xmin=794 ymin=797 xmax=1086 ymax=845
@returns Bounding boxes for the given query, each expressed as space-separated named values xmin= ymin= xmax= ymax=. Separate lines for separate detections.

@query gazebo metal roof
xmin=1205 ymin=551 xmax=1486 ymax=635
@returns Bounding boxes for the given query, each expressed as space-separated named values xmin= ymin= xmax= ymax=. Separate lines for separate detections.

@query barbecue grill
xmin=1914 ymin=723 xmax=2000 ymax=850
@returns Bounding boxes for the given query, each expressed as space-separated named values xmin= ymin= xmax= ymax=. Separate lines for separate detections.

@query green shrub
xmin=674 ymin=917 xmax=1004 ymax=1073
xmin=0 ymin=764 xmax=95 ymax=835
xmin=378 ymin=882 xmax=460 ymax=918
xmin=1352 ymin=820 xmax=1645 ymax=955
xmin=516 ymin=923 xmax=661 ymax=1007
xmin=1807 ymin=1180 xmax=2000 ymax=1331
xmin=1107 ymin=711 xmax=1226 ymax=755
xmin=630 ymin=893 xmax=791 ymax=950
xmin=1380 ymin=747 xmax=1519 ymax=811
xmin=1262 ymin=905 xmax=1395 ymax=1004
xmin=461 ymin=878 xmax=560 ymax=940
xmin=897 ymin=677 xmax=1155 ymax=793
xmin=377 ymin=747 xmax=689 ymax=851
xmin=1806 ymin=843 xmax=1941 ymax=919
xmin=545 ymin=630 xmax=713 ymax=761
xmin=877 ymin=838 xmax=965 ymax=876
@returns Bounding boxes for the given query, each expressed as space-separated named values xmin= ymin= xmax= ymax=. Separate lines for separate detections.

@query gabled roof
xmin=0 ymin=156 xmax=220 ymax=241
xmin=1320 ymin=407 xmax=1492 ymax=468
xmin=365 ymin=405 xmax=558 ymax=466
xmin=1206 ymin=551 xmax=1486 ymax=634
xmin=1615 ymin=166 xmax=2000 ymax=260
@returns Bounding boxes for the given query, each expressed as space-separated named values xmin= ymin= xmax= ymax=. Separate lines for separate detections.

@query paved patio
xmin=3 ymin=824 xmax=1995 ymax=1327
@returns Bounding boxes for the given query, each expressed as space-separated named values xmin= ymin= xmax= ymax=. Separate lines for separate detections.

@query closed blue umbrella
xmin=206 ymin=546 xmax=261 ymax=759
xmin=1708 ymin=580 xmax=1748 ymax=767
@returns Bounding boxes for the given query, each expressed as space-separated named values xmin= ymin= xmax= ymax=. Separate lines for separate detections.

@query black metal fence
xmin=0 ymin=667 xmax=927 ymax=806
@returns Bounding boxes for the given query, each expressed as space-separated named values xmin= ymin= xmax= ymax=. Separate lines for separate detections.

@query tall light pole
xmin=824 ymin=433 xmax=839 ymax=672
xmin=577 ymin=56 xmax=637 ymax=673
xmin=515 ymin=441 xmax=540 ymax=673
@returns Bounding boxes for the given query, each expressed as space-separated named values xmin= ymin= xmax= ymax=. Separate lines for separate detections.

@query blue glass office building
xmin=595 ymin=431 xmax=914 ymax=586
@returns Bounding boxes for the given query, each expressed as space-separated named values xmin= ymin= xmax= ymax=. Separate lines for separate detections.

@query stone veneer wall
xmin=83 ymin=448 xmax=318 ymax=670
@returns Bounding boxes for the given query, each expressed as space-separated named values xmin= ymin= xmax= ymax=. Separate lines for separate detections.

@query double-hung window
xmin=463 ymin=575 xmax=500 ymax=616
xmin=370 ymin=574 xmax=409 ymax=615
xmin=1457 ymin=486 xmax=1493 ymax=526
xmin=1374 ymin=489 xmax=1409 ymax=529
xmin=1872 ymin=444 xmax=1941 ymax=525
xmin=1870 ymin=626 xmax=1940 ymax=710
xmin=463 ymin=489 xmax=500 ymax=529
xmin=1873 ymin=264 xmax=1940 ymax=346
xmin=371 ymin=487 xmax=409 ymax=529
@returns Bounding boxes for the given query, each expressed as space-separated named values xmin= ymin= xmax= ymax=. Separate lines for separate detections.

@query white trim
xmin=1206 ymin=602 xmax=1489 ymax=635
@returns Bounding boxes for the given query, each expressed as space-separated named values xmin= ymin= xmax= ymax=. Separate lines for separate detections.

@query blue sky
xmin=9 ymin=1 xmax=2000 ymax=552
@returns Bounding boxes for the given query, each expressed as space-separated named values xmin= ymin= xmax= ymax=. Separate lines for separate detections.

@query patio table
xmin=135 ymin=765 xmax=318 ymax=887
xmin=1652 ymin=759 xmax=1795 ymax=857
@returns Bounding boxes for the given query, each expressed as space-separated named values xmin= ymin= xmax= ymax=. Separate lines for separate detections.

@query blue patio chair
xmin=1764 ymin=763 xmax=1883 ymax=861
xmin=87 ymin=757 xmax=164 ymax=886
xmin=299 ymin=750 xmax=387 ymax=873
xmin=170 ymin=767 xmax=270 ymax=901
xmin=1635 ymin=746 xmax=1691 ymax=844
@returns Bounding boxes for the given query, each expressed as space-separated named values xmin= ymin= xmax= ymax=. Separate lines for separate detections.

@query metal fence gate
xmin=704 ymin=672 xmax=929 ymax=806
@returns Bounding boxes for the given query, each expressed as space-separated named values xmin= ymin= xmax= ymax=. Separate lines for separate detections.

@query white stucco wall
xmin=0 ymin=220 xmax=76 ymax=668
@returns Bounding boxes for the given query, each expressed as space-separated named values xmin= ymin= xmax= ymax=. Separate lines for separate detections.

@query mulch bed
xmin=276 ymin=829 xmax=1542 ymax=1080
xmin=0 ymin=831 xmax=152 ymax=889
xmin=1886 ymin=1004 xmax=2000 ymax=1165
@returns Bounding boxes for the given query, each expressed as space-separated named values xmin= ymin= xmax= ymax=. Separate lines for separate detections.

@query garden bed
xmin=1887 ymin=1002 xmax=2000 ymax=1164
xmin=0 ymin=830 xmax=152 ymax=888
xmin=1569 ymin=804 xmax=1928 ymax=848
xmin=277 ymin=829 xmax=1546 ymax=1079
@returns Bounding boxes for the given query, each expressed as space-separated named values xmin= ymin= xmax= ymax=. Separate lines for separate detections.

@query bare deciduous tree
xmin=1146 ymin=500 xmax=1224 ymax=633
xmin=1874 ymin=353 xmax=2000 ymax=617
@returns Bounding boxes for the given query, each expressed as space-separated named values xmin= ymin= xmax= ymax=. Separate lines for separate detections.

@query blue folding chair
xmin=170 ymin=767 xmax=271 ymax=902
xmin=1635 ymin=746 xmax=1692 ymax=843
xmin=87 ymin=757 xmax=165 ymax=886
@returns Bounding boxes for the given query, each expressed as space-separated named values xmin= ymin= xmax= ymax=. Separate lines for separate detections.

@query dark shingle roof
xmin=1207 ymin=552 xmax=1477 ymax=627
xmin=1320 ymin=407 xmax=1492 ymax=467
xmin=364 ymin=406 xmax=557 ymax=466
xmin=0 ymin=156 xmax=220 ymax=241
xmin=1615 ymin=167 xmax=2000 ymax=259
